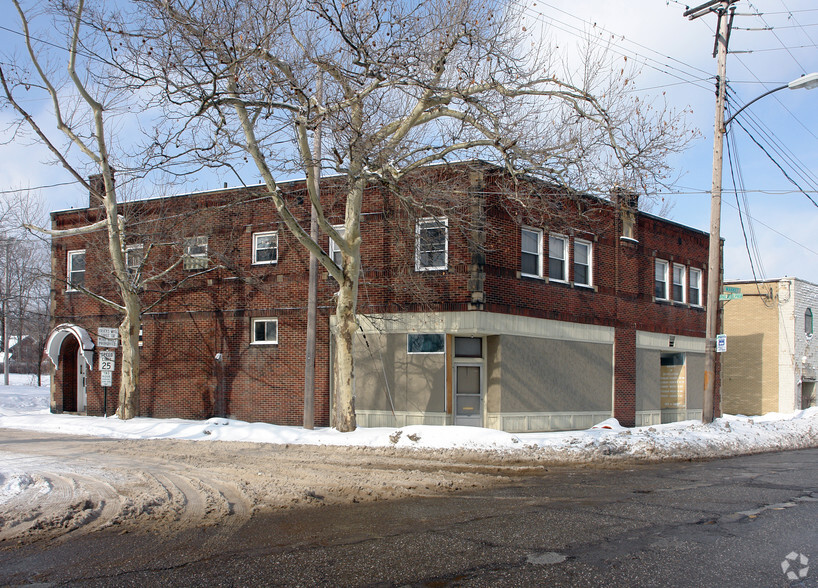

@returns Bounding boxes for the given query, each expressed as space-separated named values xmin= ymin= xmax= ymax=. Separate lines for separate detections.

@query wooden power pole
xmin=304 ymin=74 xmax=323 ymax=430
xmin=684 ymin=0 xmax=737 ymax=423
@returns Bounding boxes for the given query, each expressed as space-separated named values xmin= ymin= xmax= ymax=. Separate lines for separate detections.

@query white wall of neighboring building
xmin=774 ymin=278 xmax=818 ymax=412
xmin=792 ymin=279 xmax=818 ymax=410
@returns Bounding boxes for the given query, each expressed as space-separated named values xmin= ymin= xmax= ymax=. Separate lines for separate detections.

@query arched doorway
xmin=46 ymin=324 xmax=94 ymax=414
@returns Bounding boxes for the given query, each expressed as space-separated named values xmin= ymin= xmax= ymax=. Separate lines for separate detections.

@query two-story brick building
xmin=46 ymin=161 xmax=716 ymax=431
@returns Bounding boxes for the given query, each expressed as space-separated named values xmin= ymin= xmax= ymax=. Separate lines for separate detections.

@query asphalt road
xmin=2 ymin=448 xmax=818 ymax=587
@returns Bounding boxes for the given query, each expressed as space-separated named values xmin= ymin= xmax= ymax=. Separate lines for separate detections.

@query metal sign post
xmin=97 ymin=338 xmax=117 ymax=417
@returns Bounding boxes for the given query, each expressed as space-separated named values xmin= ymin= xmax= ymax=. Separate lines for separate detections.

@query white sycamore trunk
xmin=116 ymin=294 xmax=141 ymax=419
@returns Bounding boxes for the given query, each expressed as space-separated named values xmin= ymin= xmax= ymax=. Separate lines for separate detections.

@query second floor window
xmin=184 ymin=236 xmax=208 ymax=270
xmin=329 ymin=225 xmax=345 ymax=267
xmin=415 ymin=217 xmax=448 ymax=271
xmin=655 ymin=259 xmax=669 ymax=300
xmin=672 ymin=264 xmax=686 ymax=303
xmin=807 ymin=308 xmax=814 ymax=338
xmin=689 ymin=268 xmax=702 ymax=306
xmin=548 ymin=234 xmax=567 ymax=282
xmin=252 ymin=231 xmax=278 ymax=265
xmin=574 ymin=239 xmax=592 ymax=287
xmin=125 ymin=244 xmax=144 ymax=278
xmin=251 ymin=317 xmax=278 ymax=345
xmin=67 ymin=250 xmax=85 ymax=291
xmin=521 ymin=227 xmax=542 ymax=277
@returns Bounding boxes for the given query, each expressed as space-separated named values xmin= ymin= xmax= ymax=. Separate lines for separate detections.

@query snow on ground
xmin=1 ymin=376 xmax=817 ymax=463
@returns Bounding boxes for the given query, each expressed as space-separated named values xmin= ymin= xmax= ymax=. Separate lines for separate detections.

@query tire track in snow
xmin=0 ymin=429 xmax=514 ymax=545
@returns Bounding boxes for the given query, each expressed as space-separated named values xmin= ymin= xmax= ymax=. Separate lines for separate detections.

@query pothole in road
xmin=527 ymin=551 xmax=567 ymax=565
xmin=715 ymin=492 xmax=818 ymax=524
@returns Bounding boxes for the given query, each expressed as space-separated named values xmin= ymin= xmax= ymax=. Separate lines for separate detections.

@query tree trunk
xmin=116 ymin=293 xmax=141 ymax=419
xmin=332 ymin=174 xmax=364 ymax=432
xmin=333 ymin=264 xmax=358 ymax=432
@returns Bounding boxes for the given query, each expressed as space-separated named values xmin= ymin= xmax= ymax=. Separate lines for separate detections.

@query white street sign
xmin=97 ymin=337 xmax=118 ymax=348
xmin=716 ymin=334 xmax=727 ymax=353
xmin=98 ymin=327 xmax=119 ymax=340
xmin=101 ymin=371 xmax=113 ymax=387
xmin=99 ymin=350 xmax=115 ymax=372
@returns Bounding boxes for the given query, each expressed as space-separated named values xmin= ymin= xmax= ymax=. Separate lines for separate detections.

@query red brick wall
xmin=50 ymin=162 xmax=715 ymax=426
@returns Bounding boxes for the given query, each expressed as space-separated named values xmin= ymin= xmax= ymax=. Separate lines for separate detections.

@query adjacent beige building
xmin=722 ymin=278 xmax=818 ymax=416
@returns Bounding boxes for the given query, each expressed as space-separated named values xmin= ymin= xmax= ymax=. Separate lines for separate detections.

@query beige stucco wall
xmin=722 ymin=282 xmax=780 ymax=415
xmin=353 ymin=331 xmax=446 ymax=414
xmin=485 ymin=335 xmax=501 ymax=414
xmin=636 ymin=349 xmax=661 ymax=412
xmin=686 ymin=353 xmax=705 ymax=410
xmin=495 ymin=335 xmax=612 ymax=413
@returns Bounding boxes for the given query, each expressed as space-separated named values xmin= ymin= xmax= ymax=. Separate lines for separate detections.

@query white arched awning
xmin=46 ymin=324 xmax=95 ymax=371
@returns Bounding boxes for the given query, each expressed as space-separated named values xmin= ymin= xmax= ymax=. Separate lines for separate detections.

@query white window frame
xmin=520 ymin=227 xmax=543 ymax=278
xmin=415 ymin=217 xmax=448 ymax=272
xmin=252 ymin=231 xmax=278 ymax=265
xmin=407 ymin=333 xmax=445 ymax=354
xmin=251 ymin=317 xmax=279 ymax=345
xmin=548 ymin=234 xmax=568 ymax=283
xmin=655 ymin=259 xmax=669 ymax=301
xmin=184 ymin=236 xmax=208 ymax=270
xmin=573 ymin=239 xmax=593 ymax=287
xmin=125 ymin=244 xmax=144 ymax=277
xmin=329 ymin=224 xmax=345 ymax=268
xmin=689 ymin=268 xmax=702 ymax=307
xmin=66 ymin=249 xmax=86 ymax=292
xmin=806 ymin=308 xmax=814 ymax=339
xmin=672 ymin=263 xmax=686 ymax=303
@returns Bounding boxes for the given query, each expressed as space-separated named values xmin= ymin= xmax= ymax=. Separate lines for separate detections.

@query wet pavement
xmin=2 ymin=448 xmax=818 ymax=586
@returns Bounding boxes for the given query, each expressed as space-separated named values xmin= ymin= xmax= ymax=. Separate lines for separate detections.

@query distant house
xmin=1 ymin=336 xmax=40 ymax=373
xmin=722 ymin=278 xmax=818 ymax=415
xmin=46 ymin=161 xmax=715 ymax=430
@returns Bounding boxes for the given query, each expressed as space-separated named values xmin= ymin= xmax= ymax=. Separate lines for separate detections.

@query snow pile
xmin=1 ymin=377 xmax=817 ymax=462
xmin=0 ymin=374 xmax=50 ymax=415
xmin=522 ymin=409 xmax=818 ymax=462
xmin=0 ymin=472 xmax=51 ymax=504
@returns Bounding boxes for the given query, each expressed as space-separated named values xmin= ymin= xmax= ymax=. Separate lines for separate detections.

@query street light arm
xmin=723 ymin=73 xmax=818 ymax=128
xmin=723 ymin=84 xmax=787 ymax=128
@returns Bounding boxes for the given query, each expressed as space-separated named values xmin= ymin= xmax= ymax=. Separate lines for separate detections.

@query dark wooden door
xmin=62 ymin=337 xmax=78 ymax=412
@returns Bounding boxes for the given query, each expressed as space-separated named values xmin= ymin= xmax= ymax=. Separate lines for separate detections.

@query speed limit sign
xmin=98 ymin=350 xmax=116 ymax=371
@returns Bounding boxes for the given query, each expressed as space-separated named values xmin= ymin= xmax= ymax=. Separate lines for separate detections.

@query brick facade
xmin=48 ymin=162 xmax=714 ymax=427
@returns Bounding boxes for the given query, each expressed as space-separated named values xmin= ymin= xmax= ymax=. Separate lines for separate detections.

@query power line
xmin=730 ymin=43 xmax=818 ymax=52
xmin=517 ymin=2 xmax=715 ymax=94
xmin=733 ymin=117 xmax=818 ymax=208
xmin=779 ymin=0 xmax=818 ymax=47
xmin=726 ymin=115 xmax=766 ymax=282
xmin=746 ymin=1 xmax=808 ymax=70
xmin=0 ymin=181 xmax=79 ymax=195
xmin=696 ymin=8 xmax=818 ymax=144
xmin=723 ymin=198 xmax=818 ymax=258
xmin=727 ymin=86 xmax=818 ymax=192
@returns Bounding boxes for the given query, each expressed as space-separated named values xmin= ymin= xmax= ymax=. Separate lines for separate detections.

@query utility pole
xmin=3 ymin=238 xmax=10 ymax=386
xmin=304 ymin=73 xmax=323 ymax=430
xmin=684 ymin=0 xmax=737 ymax=423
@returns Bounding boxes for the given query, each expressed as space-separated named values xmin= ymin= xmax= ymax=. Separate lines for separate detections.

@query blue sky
xmin=540 ymin=0 xmax=818 ymax=283
xmin=1 ymin=0 xmax=816 ymax=282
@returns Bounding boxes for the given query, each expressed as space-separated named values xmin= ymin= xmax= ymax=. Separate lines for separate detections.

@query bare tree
xmin=0 ymin=0 xmax=219 ymax=418
xmin=111 ymin=0 xmax=692 ymax=431
xmin=0 ymin=192 xmax=49 ymax=382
